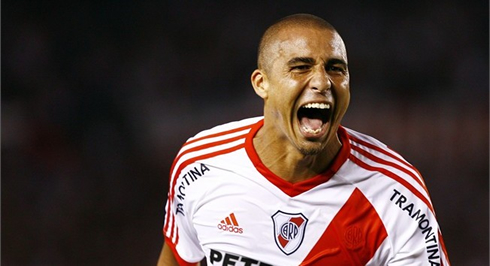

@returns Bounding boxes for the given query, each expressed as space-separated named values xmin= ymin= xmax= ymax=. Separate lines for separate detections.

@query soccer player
xmin=157 ymin=13 xmax=450 ymax=265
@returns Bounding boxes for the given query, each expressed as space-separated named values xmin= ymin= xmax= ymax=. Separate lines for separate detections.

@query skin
xmin=156 ymin=245 xmax=181 ymax=266
xmin=157 ymin=14 xmax=350 ymax=264
xmin=251 ymin=23 xmax=350 ymax=183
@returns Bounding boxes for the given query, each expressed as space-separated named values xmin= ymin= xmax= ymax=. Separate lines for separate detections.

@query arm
xmin=385 ymin=188 xmax=451 ymax=265
xmin=156 ymin=244 xmax=179 ymax=266
xmin=157 ymin=243 xmax=201 ymax=266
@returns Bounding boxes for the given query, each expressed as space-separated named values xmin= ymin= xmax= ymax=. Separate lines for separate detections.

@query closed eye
xmin=288 ymin=57 xmax=315 ymax=72
xmin=291 ymin=65 xmax=311 ymax=71
xmin=326 ymin=59 xmax=348 ymax=74
xmin=326 ymin=65 xmax=345 ymax=72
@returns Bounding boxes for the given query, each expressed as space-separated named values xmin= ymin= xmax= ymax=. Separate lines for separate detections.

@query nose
xmin=310 ymin=67 xmax=331 ymax=94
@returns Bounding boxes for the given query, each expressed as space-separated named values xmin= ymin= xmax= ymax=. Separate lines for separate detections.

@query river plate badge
xmin=271 ymin=211 xmax=308 ymax=255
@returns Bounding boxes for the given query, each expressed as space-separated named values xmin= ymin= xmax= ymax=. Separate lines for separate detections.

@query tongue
xmin=301 ymin=117 xmax=323 ymax=131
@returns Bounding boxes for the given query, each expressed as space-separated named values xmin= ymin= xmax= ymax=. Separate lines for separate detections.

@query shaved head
xmin=257 ymin=14 xmax=337 ymax=73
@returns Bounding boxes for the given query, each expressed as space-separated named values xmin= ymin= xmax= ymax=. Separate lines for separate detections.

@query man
xmin=157 ymin=14 xmax=450 ymax=265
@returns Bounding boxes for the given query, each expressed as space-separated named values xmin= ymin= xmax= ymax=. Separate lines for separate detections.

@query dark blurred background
xmin=2 ymin=0 xmax=488 ymax=265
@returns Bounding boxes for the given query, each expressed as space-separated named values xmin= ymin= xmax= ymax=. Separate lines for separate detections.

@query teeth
xmin=303 ymin=127 xmax=321 ymax=134
xmin=302 ymin=103 xmax=330 ymax=109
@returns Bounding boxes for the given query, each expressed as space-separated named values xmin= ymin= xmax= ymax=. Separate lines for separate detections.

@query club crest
xmin=271 ymin=211 xmax=308 ymax=255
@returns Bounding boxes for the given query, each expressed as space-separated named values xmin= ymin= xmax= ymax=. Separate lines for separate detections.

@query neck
xmin=253 ymin=125 xmax=342 ymax=183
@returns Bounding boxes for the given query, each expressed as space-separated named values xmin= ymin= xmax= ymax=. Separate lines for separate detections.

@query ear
xmin=251 ymin=69 xmax=268 ymax=99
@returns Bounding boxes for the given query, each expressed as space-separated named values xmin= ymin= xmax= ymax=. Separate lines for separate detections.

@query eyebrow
xmin=287 ymin=57 xmax=348 ymax=67
xmin=287 ymin=57 xmax=315 ymax=65
xmin=327 ymin=58 xmax=348 ymax=68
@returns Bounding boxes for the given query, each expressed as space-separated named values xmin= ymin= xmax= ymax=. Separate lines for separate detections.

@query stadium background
xmin=2 ymin=0 xmax=488 ymax=265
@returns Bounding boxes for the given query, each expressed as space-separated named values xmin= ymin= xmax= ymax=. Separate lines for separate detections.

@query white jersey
xmin=163 ymin=117 xmax=450 ymax=266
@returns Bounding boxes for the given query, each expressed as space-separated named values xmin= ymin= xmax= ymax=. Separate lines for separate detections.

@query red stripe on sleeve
xmin=350 ymin=144 xmax=429 ymax=195
xmin=348 ymin=134 xmax=416 ymax=171
xmin=349 ymin=154 xmax=435 ymax=215
xmin=164 ymin=236 xmax=199 ymax=266
xmin=183 ymin=124 xmax=254 ymax=147
xmin=439 ymin=230 xmax=451 ymax=265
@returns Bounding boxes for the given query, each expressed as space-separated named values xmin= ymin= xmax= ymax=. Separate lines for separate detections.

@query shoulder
xmin=341 ymin=126 xmax=437 ymax=221
xmin=189 ymin=116 xmax=263 ymax=143
xmin=169 ymin=117 xmax=262 ymax=178
xmin=176 ymin=116 xmax=262 ymax=159
xmin=342 ymin=126 xmax=417 ymax=176
xmin=343 ymin=127 xmax=400 ymax=157
xmin=341 ymin=126 xmax=434 ymax=211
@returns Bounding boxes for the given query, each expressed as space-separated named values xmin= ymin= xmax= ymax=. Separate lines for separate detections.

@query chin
xmin=297 ymin=141 xmax=325 ymax=156
xmin=296 ymin=130 xmax=337 ymax=156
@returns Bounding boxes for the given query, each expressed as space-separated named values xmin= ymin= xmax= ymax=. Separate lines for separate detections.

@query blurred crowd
xmin=2 ymin=1 xmax=488 ymax=265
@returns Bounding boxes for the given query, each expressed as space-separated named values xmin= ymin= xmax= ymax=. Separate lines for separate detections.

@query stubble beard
xmin=296 ymin=140 xmax=326 ymax=156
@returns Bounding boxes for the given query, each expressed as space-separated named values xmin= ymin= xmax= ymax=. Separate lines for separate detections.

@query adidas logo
xmin=217 ymin=213 xmax=244 ymax=234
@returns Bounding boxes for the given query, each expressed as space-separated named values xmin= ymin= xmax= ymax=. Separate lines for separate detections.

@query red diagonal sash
xmin=301 ymin=188 xmax=387 ymax=265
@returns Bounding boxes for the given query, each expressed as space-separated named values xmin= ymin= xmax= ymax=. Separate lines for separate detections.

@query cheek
xmin=335 ymin=77 xmax=350 ymax=99
xmin=338 ymin=86 xmax=350 ymax=109
xmin=339 ymin=83 xmax=350 ymax=99
xmin=340 ymin=77 xmax=349 ymax=88
xmin=331 ymin=79 xmax=350 ymax=114
xmin=271 ymin=80 xmax=301 ymax=104
xmin=336 ymin=85 xmax=351 ymax=119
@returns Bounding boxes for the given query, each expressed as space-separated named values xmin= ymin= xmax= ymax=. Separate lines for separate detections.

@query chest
xmin=185 ymin=168 xmax=387 ymax=265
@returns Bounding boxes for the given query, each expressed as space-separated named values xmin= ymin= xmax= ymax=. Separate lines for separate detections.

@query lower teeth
xmin=303 ymin=127 xmax=321 ymax=134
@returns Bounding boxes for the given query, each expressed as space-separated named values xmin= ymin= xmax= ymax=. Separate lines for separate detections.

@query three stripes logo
xmin=217 ymin=213 xmax=243 ymax=234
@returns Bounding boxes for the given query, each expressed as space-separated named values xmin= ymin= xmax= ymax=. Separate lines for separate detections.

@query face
xmin=252 ymin=26 xmax=350 ymax=155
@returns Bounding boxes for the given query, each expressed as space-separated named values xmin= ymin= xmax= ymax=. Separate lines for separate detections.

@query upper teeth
xmin=302 ymin=103 xmax=330 ymax=109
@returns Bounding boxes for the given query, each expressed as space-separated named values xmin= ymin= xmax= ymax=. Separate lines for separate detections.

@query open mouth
xmin=297 ymin=102 xmax=331 ymax=136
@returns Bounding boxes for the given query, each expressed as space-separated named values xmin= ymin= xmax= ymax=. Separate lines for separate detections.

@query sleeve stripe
xmin=183 ymin=123 xmax=255 ymax=147
xmin=164 ymin=236 xmax=198 ymax=266
xmin=170 ymin=133 xmax=248 ymax=181
xmin=346 ymin=130 xmax=436 ymax=214
xmin=350 ymin=143 xmax=429 ymax=195
xmin=348 ymin=153 xmax=435 ymax=216
xmin=439 ymin=230 xmax=451 ymax=265
xmin=348 ymin=133 xmax=420 ymax=175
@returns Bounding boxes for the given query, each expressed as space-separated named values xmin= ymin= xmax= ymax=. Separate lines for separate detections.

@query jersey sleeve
xmin=384 ymin=187 xmax=451 ymax=266
xmin=163 ymin=162 xmax=205 ymax=264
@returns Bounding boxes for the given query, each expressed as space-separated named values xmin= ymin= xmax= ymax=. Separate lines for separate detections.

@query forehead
xmin=271 ymin=27 xmax=347 ymax=63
